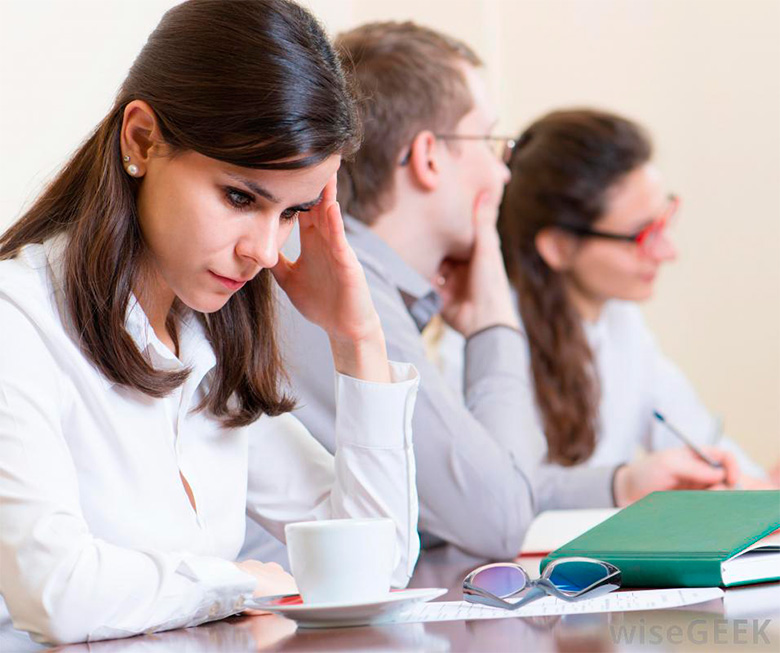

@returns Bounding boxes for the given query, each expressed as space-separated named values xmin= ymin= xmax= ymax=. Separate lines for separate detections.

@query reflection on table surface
xmin=0 ymin=546 xmax=776 ymax=652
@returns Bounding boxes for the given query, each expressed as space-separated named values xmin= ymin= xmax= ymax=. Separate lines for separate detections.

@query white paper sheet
xmin=386 ymin=588 xmax=724 ymax=624
xmin=520 ymin=508 xmax=619 ymax=555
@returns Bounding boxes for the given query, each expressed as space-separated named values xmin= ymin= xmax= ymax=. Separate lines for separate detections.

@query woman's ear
xmin=535 ymin=227 xmax=578 ymax=271
xmin=120 ymin=100 xmax=164 ymax=177
xmin=406 ymin=130 xmax=440 ymax=192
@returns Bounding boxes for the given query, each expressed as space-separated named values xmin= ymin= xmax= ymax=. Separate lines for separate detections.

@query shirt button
xmin=209 ymin=603 xmax=220 ymax=617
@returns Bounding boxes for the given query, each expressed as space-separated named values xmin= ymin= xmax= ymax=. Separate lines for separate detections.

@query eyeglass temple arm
xmin=557 ymin=224 xmax=637 ymax=243
xmin=463 ymin=581 xmax=548 ymax=612
xmin=503 ymin=585 xmax=547 ymax=611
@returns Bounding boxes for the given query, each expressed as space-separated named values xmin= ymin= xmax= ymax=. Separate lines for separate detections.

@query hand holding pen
xmin=653 ymin=411 xmax=742 ymax=489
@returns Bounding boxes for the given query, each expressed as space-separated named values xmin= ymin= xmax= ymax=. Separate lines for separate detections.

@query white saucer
xmin=246 ymin=587 xmax=447 ymax=628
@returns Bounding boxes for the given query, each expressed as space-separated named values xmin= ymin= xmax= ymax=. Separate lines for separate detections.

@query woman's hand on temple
xmin=271 ymin=174 xmax=390 ymax=383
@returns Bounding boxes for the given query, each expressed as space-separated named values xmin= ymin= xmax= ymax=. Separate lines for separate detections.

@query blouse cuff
xmin=334 ymin=361 xmax=419 ymax=449
xmin=176 ymin=555 xmax=257 ymax=623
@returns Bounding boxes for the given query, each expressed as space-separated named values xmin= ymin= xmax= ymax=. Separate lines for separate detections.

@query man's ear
xmin=120 ymin=100 xmax=165 ymax=176
xmin=406 ymin=130 xmax=440 ymax=192
xmin=535 ymin=227 xmax=579 ymax=271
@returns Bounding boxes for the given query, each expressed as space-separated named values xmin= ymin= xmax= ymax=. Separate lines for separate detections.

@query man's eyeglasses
xmin=557 ymin=194 xmax=680 ymax=257
xmin=463 ymin=557 xmax=622 ymax=611
xmin=399 ymin=134 xmax=517 ymax=166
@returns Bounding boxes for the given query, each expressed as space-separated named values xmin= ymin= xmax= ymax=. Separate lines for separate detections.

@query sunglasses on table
xmin=556 ymin=194 xmax=680 ymax=257
xmin=463 ymin=557 xmax=622 ymax=611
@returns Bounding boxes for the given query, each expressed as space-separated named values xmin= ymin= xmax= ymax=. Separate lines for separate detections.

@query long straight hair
xmin=498 ymin=109 xmax=652 ymax=465
xmin=0 ymin=0 xmax=360 ymax=428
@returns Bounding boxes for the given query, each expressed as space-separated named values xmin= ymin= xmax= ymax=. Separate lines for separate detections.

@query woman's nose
xmin=237 ymin=219 xmax=280 ymax=269
xmin=650 ymin=232 xmax=677 ymax=262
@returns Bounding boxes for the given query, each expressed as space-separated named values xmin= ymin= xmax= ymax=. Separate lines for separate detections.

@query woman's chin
xmin=628 ymin=284 xmax=655 ymax=303
xmin=178 ymin=290 xmax=233 ymax=314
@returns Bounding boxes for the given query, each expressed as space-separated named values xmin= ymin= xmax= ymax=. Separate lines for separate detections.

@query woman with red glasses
xmin=496 ymin=108 xmax=775 ymax=489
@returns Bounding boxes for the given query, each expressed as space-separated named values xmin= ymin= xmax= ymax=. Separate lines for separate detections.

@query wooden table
xmin=31 ymin=546 xmax=780 ymax=652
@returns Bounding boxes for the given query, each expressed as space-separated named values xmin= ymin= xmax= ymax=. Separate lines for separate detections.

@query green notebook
xmin=540 ymin=491 xmax=780 ymax=588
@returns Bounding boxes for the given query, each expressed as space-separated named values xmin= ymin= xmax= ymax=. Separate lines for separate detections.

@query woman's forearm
xmin=328 ymin=328 xmax=392 ymax=383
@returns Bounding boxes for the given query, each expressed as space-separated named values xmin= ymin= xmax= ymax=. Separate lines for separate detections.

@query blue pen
xmin=653 ymin=410 xmax=723 ymax=469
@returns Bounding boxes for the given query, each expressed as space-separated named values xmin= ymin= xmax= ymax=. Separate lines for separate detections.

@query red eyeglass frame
xmin=557 ymin=194 xmax=680 ymax=255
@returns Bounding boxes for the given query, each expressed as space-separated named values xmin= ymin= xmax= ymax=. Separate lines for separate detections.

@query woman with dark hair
xmin=498 ymin=108 xmax=773 ymax=487
xmin=0 ymin=0 xmax=421 ymax=645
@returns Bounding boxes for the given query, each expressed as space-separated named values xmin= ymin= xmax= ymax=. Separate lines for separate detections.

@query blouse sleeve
xmin=244 ymin=361 xmax=421 ymax=588
xmin=0 ymin=300 xmax=257 ymax=646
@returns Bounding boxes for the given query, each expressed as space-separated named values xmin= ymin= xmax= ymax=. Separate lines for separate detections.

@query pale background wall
xmin=1 ymin=0 xmax=778 ymax=467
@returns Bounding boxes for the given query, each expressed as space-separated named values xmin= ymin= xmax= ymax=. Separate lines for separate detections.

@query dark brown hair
xmin=334 ymin=21 xmax=481 ymax=224
xmin=498 ymin=109 xmax=652 ymax=465
xmin=0 ymin=0 xmax=359 ymax=428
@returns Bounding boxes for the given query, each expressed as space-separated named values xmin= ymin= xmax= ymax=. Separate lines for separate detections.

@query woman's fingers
xmin=322 ymin=172 xmax=338 ymax=204
xmin=701 ymin=446 xmax=741 ymax=487
xmin=683 ymin=459 xmax=726 ymax=487
xmin=242 ymin=608 xmax=275 ymax=616
xmin=326 ymin=200 xmax=355 ymax=263
xmin=739 ymin=475 xmax=775 ymax=490
xmin=769 ymin=461 xmax=780 ymax=486
xmin=313 ymin=174 xmax=337 ymax=231
xmin=270 ymin=251 xmax=293 ymax=290
xmin=663 ymin=448 xmax=725 ymax=487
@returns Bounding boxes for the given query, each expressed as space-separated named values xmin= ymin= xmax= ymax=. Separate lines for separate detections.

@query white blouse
xmin=435 ymin=300 xmax=764 ymax=478
xmin=0 ymin=236 xmax=420 ymax=646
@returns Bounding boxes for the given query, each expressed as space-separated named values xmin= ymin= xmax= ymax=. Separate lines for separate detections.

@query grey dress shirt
xmin=267 ymin=216 xmax=618 ymax=559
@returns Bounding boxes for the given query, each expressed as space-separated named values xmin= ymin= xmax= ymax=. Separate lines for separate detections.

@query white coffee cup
xmin=285 ymin=518 xmax=396 ymax=605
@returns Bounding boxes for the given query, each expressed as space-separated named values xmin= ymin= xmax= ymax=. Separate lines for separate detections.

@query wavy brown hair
xmin=0 ymin=0 xmax=359 ymax=428
xmin=498 ymin=109 xmax=652 ymax=465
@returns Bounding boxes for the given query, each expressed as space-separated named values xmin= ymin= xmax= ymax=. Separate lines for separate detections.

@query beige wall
xmin=2 ymin=0 xmax=778 ymax=466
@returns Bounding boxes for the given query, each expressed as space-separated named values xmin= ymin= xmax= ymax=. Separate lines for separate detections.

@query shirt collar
xmin=583 ymin=309 xmax=609 ymax=350
xmin=343 ymin=214 xmax=442 ymax=331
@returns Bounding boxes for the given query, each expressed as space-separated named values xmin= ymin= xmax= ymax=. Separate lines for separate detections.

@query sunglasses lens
xmin=470 ymin=565 xmax=528 ymax=598
xmin=546 ymin=560 xmax=612 ymax=594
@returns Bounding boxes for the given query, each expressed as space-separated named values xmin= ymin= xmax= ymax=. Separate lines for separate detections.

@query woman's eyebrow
xmin=225 ymin=173 xmax=323 ymax=210
xmin=225 ymin=172 xmax=280 ymax=202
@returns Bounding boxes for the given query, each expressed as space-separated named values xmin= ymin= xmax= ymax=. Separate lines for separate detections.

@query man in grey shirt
xmin=242 ymin=22 xmax=738 ymax=562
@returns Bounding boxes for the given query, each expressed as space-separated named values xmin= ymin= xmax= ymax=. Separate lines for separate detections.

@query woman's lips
xmin=209 ymin=270 xmax=247 ymax=291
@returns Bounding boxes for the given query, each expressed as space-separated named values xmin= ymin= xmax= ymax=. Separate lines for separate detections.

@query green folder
xmin=540 ymin=491 xmax=780 ymax=588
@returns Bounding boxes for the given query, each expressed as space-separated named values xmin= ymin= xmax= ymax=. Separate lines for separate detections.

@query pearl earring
xmin=123 ymin=154 xmax=140 ymax=176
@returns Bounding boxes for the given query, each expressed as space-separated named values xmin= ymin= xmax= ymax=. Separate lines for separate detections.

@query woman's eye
xmin=281 ymin=208 xmax=302 ymax=223
xmin=225 ymin=187 xmax=254 ymax=210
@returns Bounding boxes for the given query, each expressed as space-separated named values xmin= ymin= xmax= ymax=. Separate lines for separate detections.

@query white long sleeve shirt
xmin=436 ymin=299 xmax=765 ymax=477
xmin=0 ymin=236 xmax=420 ymax=646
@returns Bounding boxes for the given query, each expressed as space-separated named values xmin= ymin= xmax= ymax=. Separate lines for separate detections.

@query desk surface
xmin=4 ymin=546 xmax=776 ymax=652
